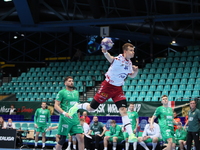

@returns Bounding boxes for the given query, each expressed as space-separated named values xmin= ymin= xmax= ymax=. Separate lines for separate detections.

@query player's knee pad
xmin=58 ymin=135 xmax=66 ymax=145
xmin=115 ymin=99 xmax=127 ymax=109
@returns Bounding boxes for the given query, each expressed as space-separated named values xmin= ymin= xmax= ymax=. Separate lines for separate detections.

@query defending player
xmin=150 ymin=95 xmax=178 ymax=150
xmin=69 ymin=43 xmax=139 ymax=142
xmin=54 ymin=76 xmax=84 ymax=150
xmin=34 ymin=102 xmax=51 ymax=149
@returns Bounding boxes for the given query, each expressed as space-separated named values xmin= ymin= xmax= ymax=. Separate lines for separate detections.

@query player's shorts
xmin=36 ymin=125 xmax=48 ymax=133
xmin=94 ymin=80 xmax=126 ymax=103
xmin=160 ymin=126 xmax=175 ymax=143
xmin=57 ymin=117 xmax=83 ymax=136
xmin=109 ymin=136 xmax=124 ymax=142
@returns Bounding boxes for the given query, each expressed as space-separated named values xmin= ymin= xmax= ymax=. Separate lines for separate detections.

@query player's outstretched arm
xmin=102 ymin=48 xmax=114 ymax=63
xmin=54 ymin=100 xmax=71 ymax=118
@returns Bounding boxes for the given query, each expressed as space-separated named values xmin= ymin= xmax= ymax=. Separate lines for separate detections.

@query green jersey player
xmin=34 ymin=102 xmax=51 ymax=149
xmin=150 ymin=95 xmax=178 ymax=150
xmin=54 ymin=76 xmax=84 ymax=150
xmin=125 ymin=103 xmax=139 ymax=150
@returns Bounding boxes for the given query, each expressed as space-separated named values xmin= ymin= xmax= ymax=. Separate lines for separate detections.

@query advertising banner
xmin=0 ymin=101 xmax=195 ymax=120
xmin=0 ymin=129 xmax=17 ymax=148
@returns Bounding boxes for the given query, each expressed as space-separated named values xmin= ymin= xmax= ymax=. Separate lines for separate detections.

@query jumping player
xmin=69 ymin=43 xmax=139 ymax=142
xmin=54 ymin=76 xmax=84 ymax=150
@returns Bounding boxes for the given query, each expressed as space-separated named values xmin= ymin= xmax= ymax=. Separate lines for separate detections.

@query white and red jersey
xmin=105 ymin=54 xmax=133 ymax=86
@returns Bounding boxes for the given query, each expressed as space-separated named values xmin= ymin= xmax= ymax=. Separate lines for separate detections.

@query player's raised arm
xmin=102 ymin=48 xmax=114 ymax=63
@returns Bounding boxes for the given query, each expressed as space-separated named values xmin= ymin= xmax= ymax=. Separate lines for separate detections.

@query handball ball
xmin=101 ymin=38 xmax=114 ymax=50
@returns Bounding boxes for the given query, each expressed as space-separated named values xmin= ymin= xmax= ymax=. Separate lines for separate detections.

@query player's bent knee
xmin=58 ymin=135 xmax=67 ymax=145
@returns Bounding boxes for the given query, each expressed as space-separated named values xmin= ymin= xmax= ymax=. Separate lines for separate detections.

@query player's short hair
xmin=64 ymin=76 xmax=73 ymax=82
xmin=122 ymin=43 xmax=134 ymax=51
xmin=161 ymin=95 xmax=168 ymax=98
xmin=110 ymin=120 xmax=116 ymax=124
xmin=190 ymin=100 xmax=196 ymax=104
xmin=42 ymin=102 xmax=46 ymax=104
xmin=129 ymin=103 xmax=134 ymax=106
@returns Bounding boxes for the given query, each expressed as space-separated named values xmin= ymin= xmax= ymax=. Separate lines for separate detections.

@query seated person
xmin=103 ymin=120 xmax=124 ymax=150
xmin=0 ymin=116 xmax=6 ymax=129
xmin=85 ymin=116 xmax=107 ymax=150
xmin=172 ymin=122 xmax=187 ymax=150
xmin=6 ymin=118 xmax=16 ymax=129
xmin=80 ymin=111 xmax=91 ymax=125
xmin=173 ymin=111 xmax=181 ymax=131
xmin=138 ymin=117 xmax=161 ymax=150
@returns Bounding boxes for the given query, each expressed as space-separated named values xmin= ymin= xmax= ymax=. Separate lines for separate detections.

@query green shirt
xmin=175 ymin=128 xmax=187 ymax=141
xmin=153 ymin=106 xmax=174 ymax=128
xmin=108 ymin=125 xmax=124 ymax=138
xmin=90 ymin=122 xmax=104 ymax=135
xmin=188 ymin=108 xmax=200 ymax=132
xmin=56 ymin=89 xmax=80 ymax=125
xmin=127 ymin=111 xmax=138 ymax=129
xmin=34 ymin=108 xmax=51 ymax=127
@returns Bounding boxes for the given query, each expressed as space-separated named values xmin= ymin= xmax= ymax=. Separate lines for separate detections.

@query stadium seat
xmin=180 ymin=79 xmax=187 ymax=84
xmin=152 ymin=97 xmax=159 ymax=101
xmin=154 ymin=74 xmax=160 ymax=79
xmin=164 ymin=85 xmax=171 ymax=91
xmin=147 ymin=74 xmax=153 ymax=79
xmin=194 ymin=84 xmax=200 ymax=90
xmin=156 ymin=85 xmax=163 ymax=91
xmin=158 ymin=79 xmax=165 ymax=85
xmin=154 ymin=91 xmax=161 ymax=97
xmin=166 ymin=57 xmax=173 ymax=62
xmin=173 ymin=57 xmax=179 ymax=62
xmin=128 ymin=85 xmax=135 ymax=91
xmin=176 ymin=90 xmax=184 ymax=98
xmin=146 ymin=91 xmax=153 ymax=97
xmin=142 ymin=85 xmax=149 ymax=91
xmin=188 ymin=78 xmax=195 ymax=84
xmin=179 ymin=84 xmax=186 ymax=90
xmin=169 ymin=91 xmax=177 ymax=97
xmin=162 ymin=91 xmax=168 ymax=96
xmin=132 ymin=91 xmax=139 ymax=97
xmin=184 ymin=91 xmax=192 ymax=98
xmin=149 ymin=85 xmax=156 ymax=91
xmin=135 ymin=85 xmax=142 ymax=91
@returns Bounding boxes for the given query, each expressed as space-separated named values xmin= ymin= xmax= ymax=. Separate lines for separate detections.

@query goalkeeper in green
xmin=34 ymin=102 xmax=51 ymax=149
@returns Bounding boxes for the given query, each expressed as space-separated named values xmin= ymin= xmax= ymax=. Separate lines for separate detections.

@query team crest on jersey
xmin=124 ymin=65 xmax=128 ymax=70
xmin=100 ymin=92 xmax=108 ymax=98
xmin=62 ymin=124 xmax=68 ymax=128
xmin=118 ymin=73 xmax=127 ymax=78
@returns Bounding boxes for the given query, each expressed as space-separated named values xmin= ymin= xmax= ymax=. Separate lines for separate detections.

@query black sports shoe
xmin=42 ymin=146 xmax=46 ymax=150
xmin=34 ymin=146 xmax=38 ymax=149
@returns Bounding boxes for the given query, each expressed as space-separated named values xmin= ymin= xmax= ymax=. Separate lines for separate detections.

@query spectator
xmin=184 ymin=100 xmax=200 ymax=150
xmin=103 ymin=120 xmax=124 ymax=150
xmin=0 ymin=116 xmax=6 ymax=129
xmin=172 ymin=122 xmax=187 ymax=150
xmin=173 ymin=111 xmax=180 ymax=131
xmin=80 ymin=111 xmax=91 ymax=125
xmin=9 ymin=104 xmax=16 ymax=115
xmin=6 ymin=118 xmax=16 ymax=129
xmin=85 ymin=116 xmax=107 ymax=150
xmin=138 ymin=117 xmax=161 ymax=150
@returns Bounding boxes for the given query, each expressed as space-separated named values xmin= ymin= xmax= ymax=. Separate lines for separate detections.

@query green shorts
xmin=36 ymin=125 xmax=48 ymax=133
xmin=57 ymin=117 xmax=83 ymax=136
xmin=161 ymin=126 xmax=175 ymax=143
xmin=109 ymin=136 xmax=124 ymax=143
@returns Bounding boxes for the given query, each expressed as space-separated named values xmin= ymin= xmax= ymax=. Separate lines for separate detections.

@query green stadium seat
xmin=151 ymin=63 xmax=157 ymax=68
xmin=190 ymin=72 xmax=196 ymax=78
xmin=125 ymin=80 xmax=131 ymax=85
xmin=166 ymin=57 xmax=173 ymax=62
xmin=173 ymin=57 xmax=180 ymax=62
xmin=143 ymin=69 xmax=149 ymax=74
xmin=154 ymin=58 xmax=160 ymax=63
xmin=140 ymin=74 xmax=147 ymax=79
xmin=15 ymin=123 xmax=21 ymax=130
xmin=173 ymin=79 xmax=180 ymax=85
xmin=170 ymin=68 xmax=176 ymax=73
xmin=175 ymin=52 xmax=181 ymax=57
xmin=146 ymin=63 xmax=151 ymax=68
xmin=147 ymin=74 xmax=153 ymax=79
xmin=152 ymin=79 xmax=158 ymax=85
xmin=171 ymin=62 xmax=178 ymax=68
xmin=149 ymin=85 xmax=156 ymax=91
xmin=182 ymin=73 xmax=189 ymax=78
xmin=164 ymin=62 xmax=171 ymax=68
xmin=135 ymin=85 xmax=142 ymax=91
xmin=144 ymin=79 xmax=151 ymax=85
xmin=152 ymin=97 xmax=159 ymax=101
xmin=146 ymin=91 xmax=153 ymax=97
xmin=142 ymin=85 xmax=149 ymax=91
xmin=35 ymin=67 xmax=41 ymax=72
xmin=188 ymin=78 xmax=195 ymax=84
xmin=86 ymin=81 xmax=94 ymax=87
xmin=180 ymin=79 xmax=187 ymax=84
xmin=177 ymin=68 xmax=184 ymax=73
xmin=18 ymin=98 xmax=23 ymax=101
xmin=168 ymin=52 xmax=174 ymax=57
xmin=185 ymin=62 xmax=192 ymax=67
xmin=159 ymin=79 xmax=165 ymax=85
xmin=158 ymin=63 xmax=164 ymax=68
xmin=154 ymin=73 xmax=161 ymax=79
xmin=176 ymin=90 xmax=184 ymax=98
xmin=150 ymin=68 xmax=156 ymax=74
xmin=132 ymin=91 xmax=139 ymax=97
xmin=156 ymin=68 xmax=162 ymax=74
xmin=123 ymin=85 xmax=128 ymax=91
xmin=192 ymin=90 xmax=199 ymax=97
xmin=179 ymin=84 xmax=186 ymax=90
xmin=191 ymin=67 xmax=198 ymax=73
xmin=196 ymin=78 xmax=200 ymax=84
xmin=186 ymin=84 xmax=193 ymax=90
xmin=160 ymin=73 xmax=167 ymax=79
xmin=138 ymin=79 xmax=145 ymax=85
xmin=178 ymin=62 xmax=185 ymax=68
xmin=156 ymin=85 xmax=163 ymax=91
xmin=180 ymin=57 xmax=186 ymax=62
xmin=79 ymin=76 xmax=86 ymax=81
xmin=163 ymin=68 xmax=169 ymax=73
xmin=129 ymin=97 xmax=136 ymax=101
xmin=144 ymin=97 xmax=151 ymax=101
xmin=171 ymin=85 xmax=178 ymax=90
xmin=194 ymin=50 xmax=200 ymax=55
xmin=139 ymin=91 xmax=146 ymax=97
xmin=160 ymin=58 xmax=167 ymax=63
xmin=166 ymin=79 xmax=173 ymax=85
xmin=30 ymin=98 xmax=35 ymax=101
xmin=21 ymin=123 xmax=28 ymax=130
xmin=169 ymin=91 xmax=176 ymax=97
xmin=15 ymin=87 xmax=20 ymax=93
xmin=33 ymin=93 xmax=39 ymax=99
xmin=194 ymin=56 xmax=200 ymax=61
xmin=162 ymin=91 xmax=168 ymax=96
xmin=154 ymin=91 xmax=161 ymax=97
xmin=184 ymin=91 xmax=192 ymax=98
xmin=125 ymin=92 xmax=132 ymax=99
xmin=175 ymin=73 xmax=182 ymax=78
xmin=194 ymin=84 xmax=200 ymax=90
xmin=128 ymin=85 xmax=135 ymax=91
xmin=168 ymin=73 xmax=175 ymax=79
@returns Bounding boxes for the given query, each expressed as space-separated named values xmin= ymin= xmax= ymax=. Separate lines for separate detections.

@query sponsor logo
xmin=100 ymin=92 xmax=108 ymax=98
xmin=118 ymin=73 xmax=127 ymax=78
xmin=62 ymin=124 xmax=68 ymax=128
xmin=0 ymin=136 xmax=15 ymax=141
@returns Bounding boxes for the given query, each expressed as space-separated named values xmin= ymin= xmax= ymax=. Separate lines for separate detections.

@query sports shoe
xmin=68 ymin=103 xmax=79 ymax=117
xmin=66 ymin=147 xmax=71 ymax=150
xmin=42 ymin=146 xmax=46 ymax=150
xmin=128 ymin=133 xmax=138 ymax=143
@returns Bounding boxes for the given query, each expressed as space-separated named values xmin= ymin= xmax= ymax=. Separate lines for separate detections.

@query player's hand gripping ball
xmin=101 ymin=38 xmax=114 ymax=50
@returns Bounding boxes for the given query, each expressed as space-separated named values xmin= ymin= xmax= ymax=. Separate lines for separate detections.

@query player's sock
xmin=152 ymin=142 xmax=157 ymax=150
xmin=35 ymin=142 xmax=37 ymax=147
xmin=73 ymin=144 xmax=76 ymax=149
xmin=78 ymin=103 xmax=90 ymax=110
xmin=139 ymin=141 xmax=149 ymax=150
xmin=125 ymin=142 xmax=129 ymax=150
xmin=104 ymin=147 xmax=108 ymax=150
xmin=133 ymin=142 xmax=137 ymax=150
xmin=42 ymin=143 xmax=45 ymax=147
xmin=122 ymin=115 xmax=133 ymax=135
xmin=67 ymin=141 xmax=71 ymax=148
xmin=184 ymin=145 xmax=187 ymax=149
xmin=113 ymin=142 xmax=117 ymax=150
